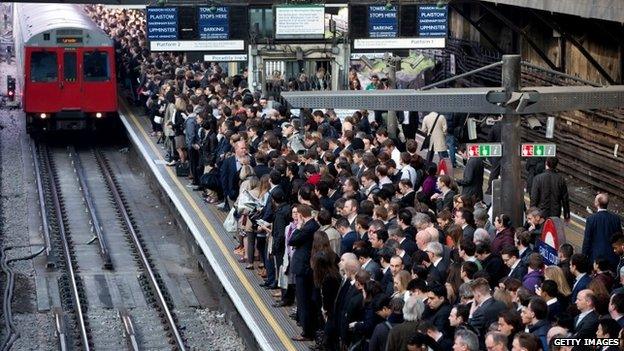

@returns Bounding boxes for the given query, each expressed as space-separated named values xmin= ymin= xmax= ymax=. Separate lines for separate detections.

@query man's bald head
xmin=595 ymin=193 xmax=609 ymax=209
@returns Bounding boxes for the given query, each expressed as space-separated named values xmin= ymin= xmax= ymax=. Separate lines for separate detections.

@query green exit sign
xmin=466 ymin=143 xmax=502 ymax=158
xmin=521 ymin=143 xmax=556 ymax=157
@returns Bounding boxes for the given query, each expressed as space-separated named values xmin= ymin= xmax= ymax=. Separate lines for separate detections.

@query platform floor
xmin=118 ymin=100 xmax=305 ymax=351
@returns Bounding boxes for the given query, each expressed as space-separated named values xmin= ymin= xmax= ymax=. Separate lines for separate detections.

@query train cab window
xmin=83 ymin=51 xmax=109 ymax=81
xmin=63 ymin=52 xmax=77 ymax=82
xmin=30 ymin=52 xmax=58 ymax=82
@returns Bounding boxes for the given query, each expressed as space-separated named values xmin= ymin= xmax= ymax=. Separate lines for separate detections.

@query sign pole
xmin=499 ymin=55 xmax=524 ymax=227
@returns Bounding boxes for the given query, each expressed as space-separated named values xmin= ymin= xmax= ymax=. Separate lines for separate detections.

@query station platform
xmin=117 ymin=100 xmax=305 ymax=351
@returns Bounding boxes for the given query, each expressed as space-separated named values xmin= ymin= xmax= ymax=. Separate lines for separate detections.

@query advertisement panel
xmin=198 ymin=6 xmax=229 ymax=40
xmin=368 ymin=5 xmax=397 ymax=38
xmin=275 ymin=5 xmax=325 ymax=39
xmin=146 ymin=7 xmax=178 ymax=40
xmin=418 ymin=5 xmax=448 ymax=37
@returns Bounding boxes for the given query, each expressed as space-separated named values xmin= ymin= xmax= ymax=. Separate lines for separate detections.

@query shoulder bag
xmin=420 ymin=113 xmax=441 ymax=151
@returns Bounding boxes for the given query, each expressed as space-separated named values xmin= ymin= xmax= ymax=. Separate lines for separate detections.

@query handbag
xmin=420 ymin=113 xmax=441 ymax=151
xmin=153 ymin=115 xmax=163 ymax=124
xmin=223 ymin=208 xmax=237 ymax=232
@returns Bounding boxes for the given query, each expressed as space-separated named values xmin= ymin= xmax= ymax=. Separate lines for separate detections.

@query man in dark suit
xmin=455 ymin=209 xmax=476 ymax=242
xmin=328 ymin=254 xmax=360 ymax=349
xmin=501 ymin=246 xmax=527 ymax=281
xmin=456 ymin=145 xmax=485 ymax=202
xmin=378 ymin=248 xmax=395 ymax=296
xmin=218 ymin=140 xmax=248 ymax=211
xmin=398 ymin=179 xmax=416 ymax=208
xmin=573 ymin=289 xmax=598 ymax=339
xmin=336 ymin=217 xmax=358 ymax=255
xmin=570 ymin=254 xmax=591 ymax=303
xmin=288 ymin=204 xmax=320 ymax=341
xmin=582 ymin=193 xmax=623 ymax=269
xmin=468 ymin=278 xmax=507 ymax=340
xmin=389 ymin=226 xmax=418 ymax=257
xmin=423 ymin=284 xmax=452 ymax=335
xmin=609 ymin=293 xmax=624 ymax=328
xmin=476 ymin=243 xmax=509 ymax=287
xmin=530 ymin=157 xmax=570 ymax=220
xmin=538 ymin=280 xmax=561 ymax=322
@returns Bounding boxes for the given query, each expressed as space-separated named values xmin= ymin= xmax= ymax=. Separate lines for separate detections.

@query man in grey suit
xmin=573 ymin=289 xmax=598 ymax=339
xmin=468 ymin=278 xmax=507 ymax=342
xmin=355 ymin=247 xmax=382 ymax=282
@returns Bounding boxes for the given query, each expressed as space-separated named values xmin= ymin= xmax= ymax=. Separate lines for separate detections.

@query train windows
xmin=64 ymin=52 xmax=77 ymax=82
xmin=83 ymin=51 xmax=109 ymax=81
xmin=30 ymin=52 xmax=58 ymax=82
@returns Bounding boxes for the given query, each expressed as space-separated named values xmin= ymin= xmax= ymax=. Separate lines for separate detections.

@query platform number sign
xmin=521 ymin=144 xmax=556 ymax=157
xmin=466 ymin=143 xmax=502 ymax=158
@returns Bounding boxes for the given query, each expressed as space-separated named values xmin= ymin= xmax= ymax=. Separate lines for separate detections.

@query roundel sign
xmin=537 ymin=218 xmax=560 ymax=265
xmin=541 ymin=219 xmax=559 ymax=249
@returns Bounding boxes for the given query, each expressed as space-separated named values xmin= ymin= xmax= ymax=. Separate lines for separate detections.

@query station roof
xmin=479 ymin=0 xmax=624 ymax=23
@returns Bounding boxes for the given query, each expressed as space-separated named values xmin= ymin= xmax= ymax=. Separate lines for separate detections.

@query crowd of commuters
xmin=87 ymin=5 xmax=624 ymax=351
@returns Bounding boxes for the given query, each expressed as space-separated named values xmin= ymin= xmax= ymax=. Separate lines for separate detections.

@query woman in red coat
xmin=491 ymin=214 xmax=515 ymax=255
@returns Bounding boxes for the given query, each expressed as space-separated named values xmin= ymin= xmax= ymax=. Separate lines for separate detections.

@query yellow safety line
xmin=121 ymin=100 xmax=297 ymax=351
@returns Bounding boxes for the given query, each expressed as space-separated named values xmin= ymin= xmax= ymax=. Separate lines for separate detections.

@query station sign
xmin=368 ymin=5 xmax=398 ymax=38
xmin=521 ymin=143 xmax=556 ymax=157
xmin=353 ymin=37 xmax=445 ymax=49
xmin=203 ymin=54 xmax=247 ymax=62
xmin=198 ymin=6 xmax=229 ymax=40
xmin=418 ymin=5 xmax=448 ymax=37
xmin=275 ymin=5 xmax=325 ymax=39
xmin=146 ymin=7 xmax=178 ymax=41
xmin=466 ymin=143 xmax=502 ymax=158
xmin=150 ymin=40 xmax=244 ymax=52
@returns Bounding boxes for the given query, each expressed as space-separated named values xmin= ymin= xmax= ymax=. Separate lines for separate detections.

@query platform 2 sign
xmin=466 ymin=143 xmax=502 ymax=158
xmin=368 ymin=5 xmax=398 ymax=38
xmin=198 ymin=6 xmax=229 ymax=40
xmin=418 ymin=5 xmax=448 ymax=37
xmin=146 ymin=7 xmax=179 ymax=41
xmin=521 ymin=143 xmax=556 ymax=157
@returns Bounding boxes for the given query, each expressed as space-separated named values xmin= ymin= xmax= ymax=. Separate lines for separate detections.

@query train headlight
xmin=95 ymin=112 xmax=103 ymax=118
xmin=40 ymin=113 xmax=47 ymax=119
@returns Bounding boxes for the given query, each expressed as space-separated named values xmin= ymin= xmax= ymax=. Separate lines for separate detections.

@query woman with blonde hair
xmin=392 ymin=270 xmax=412 ymax=301
xmin=544 ymin=266 xmax=572 ymax=298
xmin=245 ymin=175 xmax=271 ymax=273
xmin=233 ymin=164 xmax=258 ymax=257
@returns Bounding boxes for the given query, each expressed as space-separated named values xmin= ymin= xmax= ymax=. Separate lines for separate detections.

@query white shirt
xmin=547 ymin=297 xmax=558 ymax=306
xmin=400 ymin=165 xmax=417 ymax=186
xmin=433 ymin=257 xmax=443 ymax=267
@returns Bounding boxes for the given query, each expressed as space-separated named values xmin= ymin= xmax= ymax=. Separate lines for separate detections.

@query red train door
xmin=60 ymin=49 xmax=81 ymax=110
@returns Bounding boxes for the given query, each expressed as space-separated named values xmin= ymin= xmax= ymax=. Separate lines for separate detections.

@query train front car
xmin=14 ymin=4 xmax=117 ymax=133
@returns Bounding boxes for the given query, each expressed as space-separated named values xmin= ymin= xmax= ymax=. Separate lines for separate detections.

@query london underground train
xmin=14 ymin=3 xmax=117 ymax=132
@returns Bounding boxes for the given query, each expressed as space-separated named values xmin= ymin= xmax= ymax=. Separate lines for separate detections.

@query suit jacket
xmin=507 ymin=262 xmax=528 ymax=281
xmin=362 ymin=259 xmax=382 ymax=282
xmin=547 ymin=300 xmax=562 ymax=322
xmin=481 ymin=254 xmax=509 ymax=287
xmin=456 ymin=157 xmax=484 ymax=201
xmin=582 ymin=210 xmax=622 ymax=269
xmin=491 ymin=227 xmax=515 ymax=255
xmin=427 ymin=264 xmax=445 ymax=285
xmin=380 ymin=269 xmax=394 ymax=296
xmin=530 ymin=169 xmax=570 ymax=219
xmin=400 ymin=238 xmax=418 ymax=257
xmin=436 ymin=190 xmax=456 ymax=213
xmin=424 ymin=302 xmax=452 ymax=335
xmin=219 ymin=156 xmax=239 ymax=201
xmin=571 ymin=274 xmax=591 ymax=302
xmin=462 ymin=225 xmax=476 ymax=242
xmin=528 ymin=319 xmax=549 ymax=351
xmin=271 ymin=203 xmax=291 ymax=255
xmin=398 ymin=191 xmax=416 ymax=209
xmin=573 ymin=310 xmax=598 ymax=339
xmin=469 ymin=298 xmax=507 ymax=337
xmin=340 ymin=231 xmax=358 ymax=255
xmin=288 ymin=219 xmax=320 ymax=276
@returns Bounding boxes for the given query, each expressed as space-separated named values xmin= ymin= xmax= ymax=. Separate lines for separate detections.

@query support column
xmin=500 ymin=55 xmax=524 ymax=227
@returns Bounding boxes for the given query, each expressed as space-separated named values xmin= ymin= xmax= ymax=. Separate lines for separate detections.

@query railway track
xmin=33 ymin=142 xmax=189 ymax=350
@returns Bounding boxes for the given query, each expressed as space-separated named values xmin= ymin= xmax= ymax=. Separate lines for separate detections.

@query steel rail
xmin=93 ymin=149 xmax=186 ymax=350
xmin=67 ymin=146 xmax=112 ymax=269
xmin=119 ymin=308 xmax=140 ymax=351
xmin=40 ymin=144 xmax=91 ymax=351
xmin=53 ymin=307 xmax=68 ymax=351
xmin=31 ymin=140 xmax=54 ymax=267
